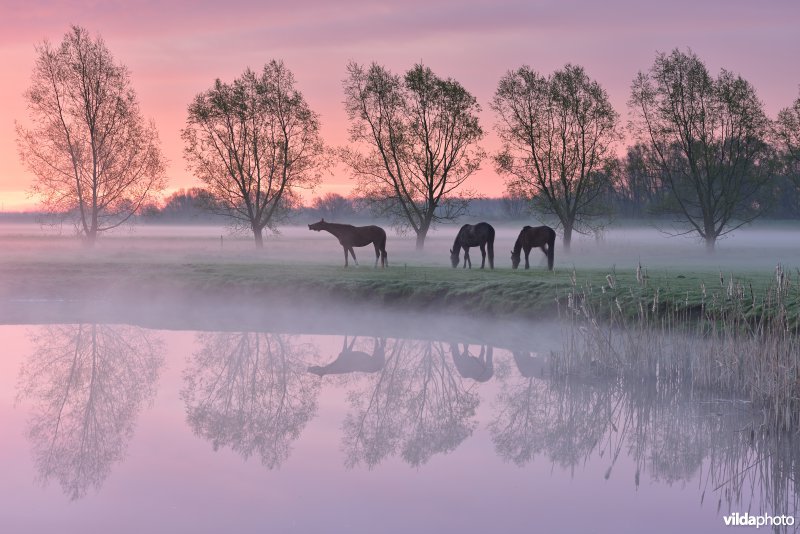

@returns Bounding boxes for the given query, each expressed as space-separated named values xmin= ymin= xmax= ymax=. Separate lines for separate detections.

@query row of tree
xmin=16 ymin=26 xmax=800 ymax=250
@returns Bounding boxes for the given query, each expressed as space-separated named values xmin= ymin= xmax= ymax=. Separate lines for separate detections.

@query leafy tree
xmin=16 ymin=26 xmax=166 ymax=244
xmin=492 ymin=64 xmax=619 ymax=250
xmin=775 ymin=90 xmax=800 ymax=180
xmin=183 ymin=61 xmax=324 ymax=247
xmin=615 ymin=143 xmax=670 ymax=218
xmin=629 ymin=49 xmax=772 ymax=251
xmin=341 ymin=62 xmax=484 ymax=249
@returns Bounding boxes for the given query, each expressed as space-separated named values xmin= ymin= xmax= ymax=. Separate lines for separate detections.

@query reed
xmin=559 ymin=264 xmax=800 ymax=430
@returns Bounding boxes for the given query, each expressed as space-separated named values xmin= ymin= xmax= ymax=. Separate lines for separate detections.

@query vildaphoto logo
xmin=723 ymin=513 xmax=794 ymax=528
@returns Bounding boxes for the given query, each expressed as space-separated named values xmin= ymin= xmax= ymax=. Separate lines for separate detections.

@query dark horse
xmin=308 ymin=219 xmax=388 ymax=267
xmin=308 ymin=337 xmax=386 ymax=376
xmin=511 ymin=225 xmax=555 ymax=271
xmin=450 ymin=343 xmax=494 ymax=382
xmin=450 ymin=222 xmax=495 ymax=269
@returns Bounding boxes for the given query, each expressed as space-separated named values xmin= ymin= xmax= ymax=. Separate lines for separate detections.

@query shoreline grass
xmin=2 ymin=256 xmax=798 ymax=426
xmin=0 ymin=258 xmax=797 ymax=322
xmin=561 ymin=263 xmax=800 ymax=430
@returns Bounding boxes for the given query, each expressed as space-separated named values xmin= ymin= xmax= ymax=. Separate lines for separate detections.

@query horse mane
xmin=320 ymin=221 xmax=355 ymax=230
xmin=512 ymin=232 xmax=523 ymax=255
xmin=451 ymin=232 xmax=461 ymax=253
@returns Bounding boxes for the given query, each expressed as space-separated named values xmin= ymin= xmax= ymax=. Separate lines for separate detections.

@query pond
xmin=0 ymin=306 xmax=797 ymax=533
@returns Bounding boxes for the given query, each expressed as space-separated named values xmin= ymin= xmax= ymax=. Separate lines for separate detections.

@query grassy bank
xmin=0 ymin=258 xmax=796 ymax=322
xmin=2 ymin=257 xmax=798 ymax=425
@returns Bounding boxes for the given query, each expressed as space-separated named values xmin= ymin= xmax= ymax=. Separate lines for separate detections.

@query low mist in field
xmin=1 ymin=221 xmax=799 ymax=272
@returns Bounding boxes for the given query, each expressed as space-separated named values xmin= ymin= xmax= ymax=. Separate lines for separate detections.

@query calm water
xmin=0 ymin=312 xmax=797 ymax=533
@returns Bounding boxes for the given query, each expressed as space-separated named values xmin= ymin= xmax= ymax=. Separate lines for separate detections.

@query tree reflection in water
xmin=182 ymin=333 xmax=319 ymax=469
xmin=17 ymin=324 xmax=163 ymax=500
xmin=341 ymin=339 xmax=479 ymax=468
xmin=490 ymin=350 xmax=800 ymax=524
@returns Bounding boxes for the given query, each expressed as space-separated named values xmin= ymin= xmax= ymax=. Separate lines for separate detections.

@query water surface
xmin=0 ymin=312 xmax=797 ymax=533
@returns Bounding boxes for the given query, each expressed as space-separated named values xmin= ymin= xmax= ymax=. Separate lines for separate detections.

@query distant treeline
xmin=137 ymin=178 xmax=800 ymax=226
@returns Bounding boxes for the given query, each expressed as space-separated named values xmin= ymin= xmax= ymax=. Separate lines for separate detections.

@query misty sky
xmin=1 ymin=0 xmax=798 ymax=210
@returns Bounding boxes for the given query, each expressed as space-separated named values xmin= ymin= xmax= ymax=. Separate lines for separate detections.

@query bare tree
xmin=629 ymin=49 xmax=772 ymax=251
xmin=183 ymin=61 xmax=325 ymax=247
xmin=341 ymin=62 xmax=485 ymax=249
xmin=16 ymin=26 xmax=166 ymax=245
xmin=492 ymin=64 xmax=619 ymax=250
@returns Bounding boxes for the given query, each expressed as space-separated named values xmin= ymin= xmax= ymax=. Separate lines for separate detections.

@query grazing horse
xmin=308 ymin=337 xmax=386 ymax=376
xmin=450 ymin=343 xmax=494 ymax=382
xmin=449 ymin=222 xmax=495 ymax=269
xmin=511 ymin=225 xmax=555 ymax=271
xmin=308 ymin=219 xmax=388 ymax=267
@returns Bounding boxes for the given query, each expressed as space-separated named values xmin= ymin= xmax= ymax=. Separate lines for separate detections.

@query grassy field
xmin=1 ymin=222 xmax=798 ymax=324
xmin=2 ymin=225 xmax=798 ymax=426
xmin=0 ymin=254 xmax=795 ymax=325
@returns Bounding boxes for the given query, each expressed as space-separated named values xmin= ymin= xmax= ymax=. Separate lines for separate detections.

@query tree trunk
xmin=562 ymin=223 xmax=572 ymax=252
xmin=705 ymin=235 xmax=716 ymax=253
xmin=253 ymin=227 xmax=264 ymax=249
xmin=85 ymin=228 xmax=97 ymax=247
xmin=415 ymin=227 xmax=429 ymax=250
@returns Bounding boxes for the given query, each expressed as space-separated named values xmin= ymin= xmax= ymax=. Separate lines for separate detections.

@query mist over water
xmin=1 ymin=221 xmax=799 ymax=532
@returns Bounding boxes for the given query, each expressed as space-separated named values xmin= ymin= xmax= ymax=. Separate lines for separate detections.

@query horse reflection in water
xmin=450 ymin=343 xmax=494 ymax=382
xmin=308 ymin=336 xmax=386 ymax=376
xmin=512 ymin=351 xmax=549 ymax=378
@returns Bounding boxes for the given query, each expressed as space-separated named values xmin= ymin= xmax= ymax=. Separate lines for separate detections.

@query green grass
xmin=1 ymin=258 xmax=796 ymax=326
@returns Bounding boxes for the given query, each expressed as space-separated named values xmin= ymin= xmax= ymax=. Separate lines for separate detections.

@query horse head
xmin=449 ymin=248 xmax=459 ymax=268
xmin=511 ymin=249 xmax=521 ymax=269
xmin=308 ymin=218 xmax=326 ymax=231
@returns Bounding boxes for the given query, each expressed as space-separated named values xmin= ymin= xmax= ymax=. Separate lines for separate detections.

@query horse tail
xmin=547 ymin=228 xmax=556 ymax=271
xmin=379 ymin=228 xmax=388 ymax=267
xmin=487 ymin=224 xmax=495 ymax=269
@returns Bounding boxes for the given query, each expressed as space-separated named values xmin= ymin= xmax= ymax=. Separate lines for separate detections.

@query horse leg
xmin=487 ymin=239 xmax=494 ymax=269
xmin=463 ymin=249 xmax=471 ymax=269
xmin=525 ymin=247 xmax=531 ymax=269
xmin=343 ymin=247 xmax=349 ymax=267
xmin=373 ymin=243 xmax=380 ymax=268
xmin=350 ymin=247 xmax=359 ymax=266
xmin=479 ymin=244 xmax=486 ymax=269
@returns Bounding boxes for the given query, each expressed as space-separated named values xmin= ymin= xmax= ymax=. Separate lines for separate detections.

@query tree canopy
xmin=629 ymin=49 xmax=772 ymax=251
xmin=16 ymin=25 xmax=166 ymax=243
xmin=183 ymin=61 xmax=325 ymax=247
xmin=492 ymin=64 xmax=619 ymax=249
xmin=341 ymin=62 xmax=484 ymax=249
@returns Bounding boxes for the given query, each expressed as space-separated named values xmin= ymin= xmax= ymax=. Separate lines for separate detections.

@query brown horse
xmin=308 ymin=219 xmax=388 ymax=267
xmin=511 ymin=225 xmax=555 ymax=271
xmin=450 ymin=222 xmax=495 ymax=269
xmin=308 ymin=337 xmax=386 ymax=376
xmin=450 ymin=343 xmax=494 ymax=382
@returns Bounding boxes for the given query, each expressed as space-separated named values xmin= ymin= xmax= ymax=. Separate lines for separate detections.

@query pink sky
xmin=1 ymin=0 xmax=798 ymax=210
